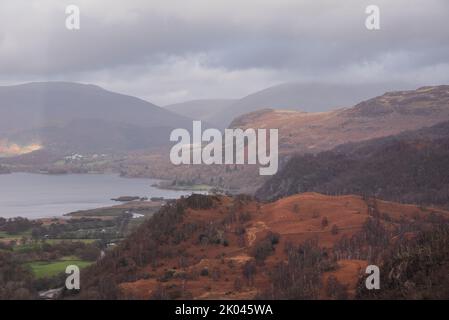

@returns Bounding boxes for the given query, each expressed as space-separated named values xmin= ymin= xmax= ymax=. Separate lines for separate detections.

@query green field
xmin=0 ymin=230 xmax=31 ymax=240
xmin=26 ymin=257 xmax=93 ymax=279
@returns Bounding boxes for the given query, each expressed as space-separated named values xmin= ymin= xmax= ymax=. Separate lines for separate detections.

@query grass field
xmin=26 ymin=257 xmax=93 ymax=278
xmin=0 ymin=230 xmax=31 ymax=241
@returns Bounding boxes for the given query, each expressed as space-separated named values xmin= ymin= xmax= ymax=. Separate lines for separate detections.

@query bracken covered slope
xmin=76 ymin=193 xmax=449 ymax=300
xmin=231 ymin=85 xmax=449 ymax=155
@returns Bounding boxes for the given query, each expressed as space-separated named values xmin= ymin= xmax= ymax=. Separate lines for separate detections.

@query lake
xmin=0 ymin=173 xmax=199 ymax=219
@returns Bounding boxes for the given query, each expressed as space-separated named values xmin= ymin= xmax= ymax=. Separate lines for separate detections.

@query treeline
xmin=260 ymin=198 xmax=449 ymax=300
xmin=2 ymin=240 xmax=101 ymax=262
xmin=0 ymin=240 xmax=102 ymax=299
xmin=0 ymin=214 xmax=132 ymax=241
xmin=0 ymin=250 xmax=37 ymax=299
xmin=356 ymin=223 xmax=449 ymax=299
xmin=76 ymin=194 xmax=220 ymax=299
xmin=257 ymin=121 xmax=449 ymax=207
xmin=336 ymin=202 xmax=449 ymax=299
xmin=259 ymin=238 xmax=337 ymax=299
xmin=0 ymin=217 xmax=41 ymax=235
xmin=31 ymin=216 xmax=130 ymax=240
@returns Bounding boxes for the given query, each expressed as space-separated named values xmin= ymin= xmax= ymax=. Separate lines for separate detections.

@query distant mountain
xmin=231 ymin=85 xmax=449 ymax=155
xmin=215 ymin=82 xmax=408 ymax=127
xmin=0 ymin=82 xmax=192 ymax=153
xmin=164 ymin=99 xmax=236 ymax=127
xmin=116 ymin=85 xmax=449 ymax=194
xmin=256 ymin=120 xmax=449 ymax=206
xmin=162 ymin=82 xmax=407 ymax=128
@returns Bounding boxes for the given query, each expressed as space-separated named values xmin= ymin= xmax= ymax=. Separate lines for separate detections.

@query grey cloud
xmin=0 ymin=0 xmax=448 ymax=105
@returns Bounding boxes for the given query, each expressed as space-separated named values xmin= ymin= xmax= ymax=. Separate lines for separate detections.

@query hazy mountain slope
xmin=164 ymin=99 xmax=236 ymax=127
xmin=216 ymin=82 xmax=407 ymax=127
xmin=256 ymin=121 xmax=449 ymax=206
xmin=0 ymin=82 xmax=192 ymax=153
xmin=8 ymin=120 xmax=178 ymax=153
xmin=116 ymin=86 xmax=449 ymax=194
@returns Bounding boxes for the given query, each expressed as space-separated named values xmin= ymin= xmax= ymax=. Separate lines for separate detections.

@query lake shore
xmin=0 ymin=172 xmax=204 ymax=219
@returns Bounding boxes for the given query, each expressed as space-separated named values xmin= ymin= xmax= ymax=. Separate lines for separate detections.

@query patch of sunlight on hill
xmin=0 ymin=139 xmax=42 ymax=157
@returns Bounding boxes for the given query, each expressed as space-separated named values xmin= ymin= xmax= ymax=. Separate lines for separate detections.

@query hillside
xmin=215 ymin=82 xmax=405 ymax=127
xmin=0 ymin=82 xmax=192 ymax=154
xmin=164 ymin=99 xmax=236 ymax=128
xmin=113 ymin=86 xmax=449 ymax=194
xmin=231 ymin=85 xmax=449 ymax=155
xmin=78 ymin=193 xmax=449 ymax=300
xmin=256 ymin=121 xmax=449 ymax=206
xmin=5 ymin=85 xmax=449 ymax=194
xmin=162 ymin=82 xmax=400 ymax=128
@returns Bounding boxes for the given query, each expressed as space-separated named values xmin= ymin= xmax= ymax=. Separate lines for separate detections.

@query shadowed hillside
xmin=0 ymin=82 xmax=192 ymax=153
xmin=256 ymin=121 xmax=449 ymax=206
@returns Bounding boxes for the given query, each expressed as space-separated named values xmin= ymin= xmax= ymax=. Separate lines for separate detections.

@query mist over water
xmin=0 ymin=173 xmax=194 ymax=219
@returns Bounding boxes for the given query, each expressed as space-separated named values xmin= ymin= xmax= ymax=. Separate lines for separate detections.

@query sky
xmin=1 ymin=0 xmax=448 ymax=105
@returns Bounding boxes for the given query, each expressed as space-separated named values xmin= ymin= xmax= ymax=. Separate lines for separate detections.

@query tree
xmin=234 ymin=277 xmax=243 ymax=291
xmin=242 ymin=260 xmax=257 ymax=285
xmin=321 ymin=217 xmax=329 ymax=229
xmin=326 ymin=275 xmax=348 ymax=299
xmin=331 ymin=224 xmax=339 ymax=235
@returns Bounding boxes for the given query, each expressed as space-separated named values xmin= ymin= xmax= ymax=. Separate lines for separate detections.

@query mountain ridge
xmin=230 ymin=85 xmax=449 ymax=156
xmin=0 ymin=82 xmax=193 ymax=153
xmin=162 ymin=82 xmax=408 ymax=128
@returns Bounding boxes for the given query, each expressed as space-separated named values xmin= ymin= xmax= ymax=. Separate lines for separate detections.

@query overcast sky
xmin=1 ymin=0 xmax=448 ymax=105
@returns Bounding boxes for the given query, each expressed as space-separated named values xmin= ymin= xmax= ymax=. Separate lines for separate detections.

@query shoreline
xmin=0 ymin=172 xmax=203 ymax=220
